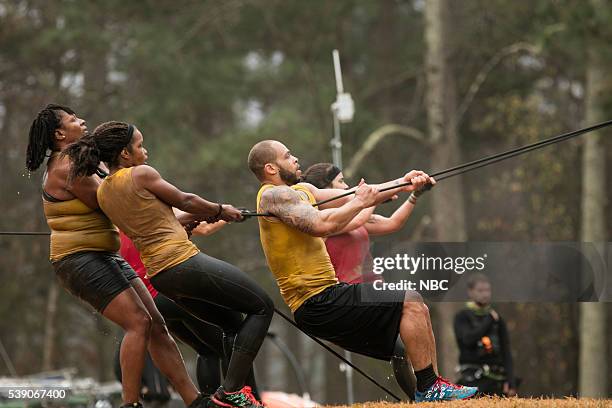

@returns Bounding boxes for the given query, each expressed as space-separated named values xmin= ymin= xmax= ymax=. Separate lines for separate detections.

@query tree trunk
xmin=42 ymin=281 xmax=59 ymax=371
xmin=578 ymin=19 xmax=608 ymax=396
xmin=424 ymin=0 xmax=466 ymax=378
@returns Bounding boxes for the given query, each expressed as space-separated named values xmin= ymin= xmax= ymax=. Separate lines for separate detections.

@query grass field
xmin=328 ymin=397 xmax=612 ymax=407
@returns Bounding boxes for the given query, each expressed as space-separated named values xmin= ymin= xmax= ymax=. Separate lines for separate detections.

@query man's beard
xmin=278 ymin=166 xmax=300 ymax=185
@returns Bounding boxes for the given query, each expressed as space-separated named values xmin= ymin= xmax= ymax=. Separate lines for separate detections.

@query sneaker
xmin=188 ymin=393 xmax=211 ymax=408
xmin=414 ymin=377 xmax=478 ymax=402
xmin=210 ymin=386 xmax=264 ymax=408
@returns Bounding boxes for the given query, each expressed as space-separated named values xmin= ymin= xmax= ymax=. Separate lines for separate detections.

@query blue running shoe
xmin=414 ymin=377 xmax=478 ymax=402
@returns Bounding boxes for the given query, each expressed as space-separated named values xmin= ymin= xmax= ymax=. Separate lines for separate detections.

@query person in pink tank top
xmin=303 ymin=163 xmax=425 ymax=284
xmin=302 ymin=162 xmax=430 ymax=399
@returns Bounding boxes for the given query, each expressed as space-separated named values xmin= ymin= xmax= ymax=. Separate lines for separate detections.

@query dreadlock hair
xmin=302 ymin=163 xmax=342 ymax=189
xmin=64 ymin=121 xmax=134 ymax=181
xmin=26 ymin=104 xmax=76 ymax=171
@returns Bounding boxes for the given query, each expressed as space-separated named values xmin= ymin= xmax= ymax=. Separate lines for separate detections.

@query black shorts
xmin=294 ymin=282 xmax=405 ymax=361
xmin=53 ymin=251 xmax=138 ymax=313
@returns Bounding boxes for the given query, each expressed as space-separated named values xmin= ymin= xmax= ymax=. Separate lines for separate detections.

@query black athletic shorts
xmin=53 ymin=251 xmax=138 ymax=313
xmin=294 ymin=282 xmax=405 ymax=361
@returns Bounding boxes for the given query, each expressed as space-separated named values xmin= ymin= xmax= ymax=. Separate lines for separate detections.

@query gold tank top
xmin=97 ymin=167 xmax=199 ymax=277
xmin=257 ymin=184 xmax=338 ymax=312
xmin=44 ymin=198 xmax=120 ymax=262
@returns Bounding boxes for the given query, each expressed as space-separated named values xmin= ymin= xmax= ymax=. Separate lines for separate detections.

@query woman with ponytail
xmin=66 ymin=121 xmax=273 ymax=408
xmin=26 ymin=105 xmax=208 ymax=408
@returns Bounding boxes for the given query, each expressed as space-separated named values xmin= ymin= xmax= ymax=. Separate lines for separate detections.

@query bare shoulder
xmin=260 ymin=185 xmax=320 ymax=234
xmin=50 ymin=155 xmax=71 ymax=178
xmin=261 ymin=186 xmax=300 ymax=201
xmin=44 ymin=155 xmax=71 ymax=190
xmin=131 ymin=164 xmax=160 ymax=181
xmin=260 ymin=185 xmax=301 ymax=205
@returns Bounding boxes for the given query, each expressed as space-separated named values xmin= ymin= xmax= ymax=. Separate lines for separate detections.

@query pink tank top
xmin=325 ymin=226 xmax=377 ymax=284
xmin=120 ymin=231 xmax=158 ymax=298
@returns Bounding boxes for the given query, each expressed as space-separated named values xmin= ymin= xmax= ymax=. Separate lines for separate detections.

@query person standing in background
xmin=454 ymin=273 xmax=516 ymax=396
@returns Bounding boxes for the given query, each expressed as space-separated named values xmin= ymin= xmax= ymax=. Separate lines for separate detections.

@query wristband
xmin=412 ymin=189 xmax=425 ymax=198
xmin=214 ymin=203 xmax=223 ymax=219
xmin=408 ymin=193 xmax=418 ymax=205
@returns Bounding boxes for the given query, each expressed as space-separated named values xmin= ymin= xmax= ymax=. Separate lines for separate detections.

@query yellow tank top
xmin=257 ymin=184 xmax=338 ymax=312
xmin=97 ymin=167 xmax=199 ymax=277
xmin=44 ymin=198 xmax=120 ymax=262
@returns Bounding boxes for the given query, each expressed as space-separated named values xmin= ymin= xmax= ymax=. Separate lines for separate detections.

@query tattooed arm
xmin=260 ymin=183 xmax=379 ymax=237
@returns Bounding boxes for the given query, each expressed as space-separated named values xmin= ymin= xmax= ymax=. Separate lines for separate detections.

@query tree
xmin=424 ymin=0 xmax=466 ymax=377
xmin=578 ymin=0 xmax=609 ymax=397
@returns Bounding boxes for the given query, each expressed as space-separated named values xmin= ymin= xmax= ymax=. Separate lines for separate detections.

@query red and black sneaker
xmin=210 ymin=386 xmax=264 ymax=408
xmin=188 ymin=393 xmax=211 ymax=408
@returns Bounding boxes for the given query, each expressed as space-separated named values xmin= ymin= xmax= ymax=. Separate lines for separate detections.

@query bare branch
xmin=344 ymin=124 xmax=429 ymax=178
xmin=457 ymin=42 xmax=541 ymax=125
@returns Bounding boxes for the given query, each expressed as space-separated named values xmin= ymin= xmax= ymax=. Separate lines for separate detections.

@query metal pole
xmin=342 ymin=351 xmax=355 ymax=404
xmin=331 ymin=48 xmax=353 ymax=405
xmin=331 ymin=49 xmax=344 ymax=169
xmin=331 ymin=114 xmax=343 ymax=170
xmin=332 ymin=49 xmax=344 ymax=94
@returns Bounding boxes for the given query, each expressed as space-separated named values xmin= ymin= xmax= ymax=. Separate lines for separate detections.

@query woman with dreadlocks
xmin=65 ymin=121 xmax=273 ymax=408
xmin=26 ymin=105 xmax=208 ymax=408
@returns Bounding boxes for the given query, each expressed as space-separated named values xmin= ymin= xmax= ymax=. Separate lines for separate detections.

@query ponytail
xmin=63 ymin=135 xmax=102 ymax=180
xmin=64 ymin=121 xmax=133 ymax=181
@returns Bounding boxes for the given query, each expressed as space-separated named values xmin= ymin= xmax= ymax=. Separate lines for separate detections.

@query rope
xmin=242 ymin=118 xmax=612 ymax=216
xmin=0 ymin=231 xmax=50 ymax=236
xmin=6 ymin=119 xmax=609 ymax=225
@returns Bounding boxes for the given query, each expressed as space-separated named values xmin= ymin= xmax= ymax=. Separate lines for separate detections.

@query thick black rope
xmin=5 ymin=120 xmax=609 ymax=229
xmin=242 ymin=118 xmax=612 ymax=216
xmin=274 ymin=307 xmax=402 ymax=401
xmin=6 ymin=119 xmax=609 ymax=228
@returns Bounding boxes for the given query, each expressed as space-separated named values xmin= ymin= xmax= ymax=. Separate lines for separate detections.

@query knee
xmin=404 ymin=290 xmax=424 ymax=303
xmin=402 ymin=291 xmax=429 ymax=319
xmin=128 ymin=310 xmax=153 ymax=336
xmin=223 ymin=315 xmax=244 ymax=336
xmin=257 ymin=294 xmax=274 ymax=319
xmin=149 ymin=315 xmax=170 ymax=337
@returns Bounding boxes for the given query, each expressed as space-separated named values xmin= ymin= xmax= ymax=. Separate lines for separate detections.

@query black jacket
xmin=453 ymin=306 xmax=514 ymax=387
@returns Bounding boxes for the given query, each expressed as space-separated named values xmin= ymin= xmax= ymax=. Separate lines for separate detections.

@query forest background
xmin=0 ymin=0 xmax=610 ymax=404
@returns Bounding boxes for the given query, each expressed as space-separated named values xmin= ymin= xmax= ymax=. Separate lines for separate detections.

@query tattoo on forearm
xmin=261 ymin=186 xmax=319 ymax=234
